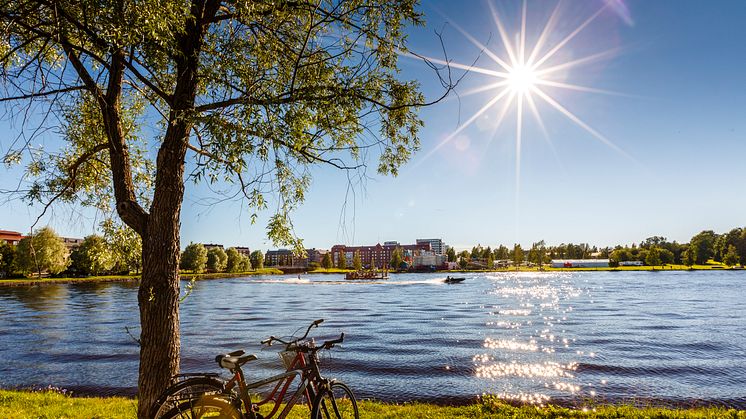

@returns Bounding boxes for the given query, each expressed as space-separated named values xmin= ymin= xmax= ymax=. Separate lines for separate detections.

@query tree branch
xmin=29 ymin=142 xmax=110 ymax=231
xmin=0 ymin=86 xmax=86 ymax=102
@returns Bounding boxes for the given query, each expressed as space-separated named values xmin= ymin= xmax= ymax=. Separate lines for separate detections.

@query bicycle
xmin=151 ymin=319 xmax=358 ymax=419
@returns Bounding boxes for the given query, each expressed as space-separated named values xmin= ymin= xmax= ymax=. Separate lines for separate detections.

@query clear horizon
xmin=1 ymin=0 xmax=745 ymax=252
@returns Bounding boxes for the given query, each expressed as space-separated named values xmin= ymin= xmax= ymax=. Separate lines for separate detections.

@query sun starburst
xmin=414 ymin=0 xmax=632 ymax=182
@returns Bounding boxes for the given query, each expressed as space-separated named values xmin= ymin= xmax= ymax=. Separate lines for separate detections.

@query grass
xmin=1 ymin=390 xmax=744 ymax=418
xmin=180 ymin=268 xmax=284 ymax=280
xmin=308 ymin=267 xmax=353 ymax=274
xmin=0 ymin=274 xmax=140 ymax=287
xmin=0 ymin=390 xmax=137 ymax=418
xmin=2 ymin=261 xmax=740 ymax=287
xmin=0 ymin=268 xmax=285 ymax=287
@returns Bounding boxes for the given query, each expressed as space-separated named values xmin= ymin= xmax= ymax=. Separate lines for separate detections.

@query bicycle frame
xmin=221 ymin=346 xmax=321 ymax=419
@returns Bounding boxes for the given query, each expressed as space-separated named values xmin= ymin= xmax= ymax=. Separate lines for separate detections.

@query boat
xmin=444 ymin=276 xmax=465 ymax=284
xmin=345 ymin=270 xmax=389 ymax=280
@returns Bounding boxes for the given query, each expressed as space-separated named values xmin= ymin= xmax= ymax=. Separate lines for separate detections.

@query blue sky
xmin=2 ymin=0 xmax=746 ymax=251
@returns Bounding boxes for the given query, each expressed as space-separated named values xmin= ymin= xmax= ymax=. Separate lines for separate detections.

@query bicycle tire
xmin=151 ymin=376 xmax=225 ymax=419
xmin=159 ymin=394 xmax=242 ymax=419
xmin=311 ymin=381 xmax=359 ymax=419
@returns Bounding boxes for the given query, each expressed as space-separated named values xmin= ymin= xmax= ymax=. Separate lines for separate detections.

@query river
xmin=1 ymin=270 xmax=744 ymax=408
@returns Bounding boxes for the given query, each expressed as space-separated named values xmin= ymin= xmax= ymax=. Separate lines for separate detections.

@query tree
xmin=206 ymin=247 xmax=228 ymax=272
xmin=610 ymin=248 xmax=631 ymax=263
xmin=352 ymin=250 xmax=362 ymax=271
xmin=485 ymin=253 xmax=494 ymax=270
xmin=494 ymin=245 xmax=509 ymax=261
xmin=682 ymin=247 xmax=695 ymax=268
xmin=738 ymin=229 xmax=746 ymax=267
xmin=0 ymin=241 xmax=16 ymax=278
xmin=645 ymin=247 xmax=662 ymax=268
xmin=71 ymin=235 xmax=116 ymax=275
xmin=715 ymin=228 xmax=743 ymax=262
xmin=458 ymin=256 xmax=468 ymax=270
xmin=446 ymin=247 xmax=456 ymax=262
xmin=528 ymin=240 xmax=546 ymax=268
xmin=0 ymin=1 xmax=451 ymax=414
xmin=250 ymin=250 xmax=264 ymax=270
xmin=337 ymin=251 xmax=347 ymax=270
xmin=225 ymin=248 xmax=241 ymax=273
xmin=238 ymin=254 xmax=252 ymax=272
xmin=321 ymin=252 xmax=333 ymax=269
xmin=723 ymin=245 xmax=740 ymax=267
xmin=512 ymin=244 xmax=524 ymax=269
xmin=15 ymin=227 xmax=70 ymax=277
xmin=101 ymin=219 xmax=142 ymax=274
xmin=389 ymin=247 xmax=402 ymax=270
xmin=180 ymin=243 xmax=207 ymax=273
xmin=471 ymin=245 xmax=483 ymax=260
xmin=689 ymin=230 xmax=717 ymax=265
xmin=659 ymin=248 xmax=675 ymax=265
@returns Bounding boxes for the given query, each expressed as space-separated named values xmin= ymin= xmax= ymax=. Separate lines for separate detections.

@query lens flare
xmin=413 ymin=0 xmax=633 ymax=175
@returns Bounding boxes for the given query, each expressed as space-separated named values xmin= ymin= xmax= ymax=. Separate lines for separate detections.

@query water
xmin=1 ymin=271 xmax=745 ymax=408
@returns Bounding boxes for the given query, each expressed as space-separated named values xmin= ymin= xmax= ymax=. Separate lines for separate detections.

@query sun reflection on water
xmin=476 ymin=273 xmax=591 ymax=405
xmin=475 ymin=360 xmax=578 ymax=379
xmin=484 ymin=337 xmax=538 ymax=352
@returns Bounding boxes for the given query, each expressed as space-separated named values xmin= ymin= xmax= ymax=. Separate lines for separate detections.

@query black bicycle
xmin=151 ymin=319 xmax=358 ymax=419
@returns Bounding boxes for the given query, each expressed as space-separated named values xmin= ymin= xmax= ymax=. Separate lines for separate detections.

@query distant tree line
xmin=606 ymin=229 xmax=746 ymax=267
xmin=3 ymin=226 xmax=744 ymax=279
xmin=179 ymin=243 xmax=260 ymax=273
xmin=0 ymin=222 xmax=142 ymax=278
xmin=449 ymin=227 xmax=746 ymax=269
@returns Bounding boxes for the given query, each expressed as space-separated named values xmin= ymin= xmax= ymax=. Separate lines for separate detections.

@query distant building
xmin=305 ymin=248 xmax=328 ymax=264
xmin=265 ymin=249 xmax=294 ymax=266
xmin=234 ymin=246 xmax=251 ymax=257
xmin=619 ymin=261 xmax=644 ymax=266
xmin=551 ymin=259 xmax=610 ymax=268
xmin=331 ymin=242 xmax=430 ymax=269
xmin=413 ymin=251 xmax=447 ymax=268
xmin=203 ymin=243 xmax=224 ymax=251
xmin=62 ymin=237 xmax=84 ymax=249
xmin=416 ymin=238 xmax=446 ymax=255
xmin=0 ymin=230 xmax=24 ymax=246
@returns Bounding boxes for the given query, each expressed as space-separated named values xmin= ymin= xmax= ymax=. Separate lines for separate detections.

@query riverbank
xmin=1 ymin=263 xmax=741 ymax=287
xmin=1 ymin=390 xmax=742 ymax=418
xmin=0 ymin=268 xmax=284 ymax=287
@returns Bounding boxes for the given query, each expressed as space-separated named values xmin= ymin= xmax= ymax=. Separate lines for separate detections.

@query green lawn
xmin=308 ymin=267 xmax=353 ymax=274
xmin=1 ymin=390 xmax=744 ymax=419
xmin=0 ymin=268 xmax=286 ymax=287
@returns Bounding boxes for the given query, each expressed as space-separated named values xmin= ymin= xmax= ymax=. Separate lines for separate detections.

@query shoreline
xmin=1 ymin=390 xmax=744 ymax=418
xmin=1 ymin=264 xmax=743 ymax=287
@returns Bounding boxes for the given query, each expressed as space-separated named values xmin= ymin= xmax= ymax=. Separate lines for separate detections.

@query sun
xmin=507 ymin=65 xmax=538 ymax=93
xmin=407 ymin=0 xmax=631 ymax=175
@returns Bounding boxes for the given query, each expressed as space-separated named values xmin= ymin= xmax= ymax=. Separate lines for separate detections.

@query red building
xmin=331 ymin=242 xmax=430 ymax=269
xmin=0 ymin=230 xmax=24 ymax=246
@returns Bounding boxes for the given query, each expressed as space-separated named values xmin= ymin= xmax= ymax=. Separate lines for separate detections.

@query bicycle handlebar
xmin=322 ymin=333 xmax=344 ymax=349
xmin=261 ymin=319 xmax=325 ymax=347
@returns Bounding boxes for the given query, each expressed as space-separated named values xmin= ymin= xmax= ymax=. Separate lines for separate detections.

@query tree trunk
xmin=137 ymin=220 xmax=181 ymax=418
xmin=136 ymin=149 xmax=186 ymax=418
xmin=137 ymin=213 xmax=182 ymax=418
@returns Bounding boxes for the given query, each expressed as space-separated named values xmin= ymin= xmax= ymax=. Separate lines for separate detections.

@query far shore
xmin=0 ymin=263 xmax=742 ymax=287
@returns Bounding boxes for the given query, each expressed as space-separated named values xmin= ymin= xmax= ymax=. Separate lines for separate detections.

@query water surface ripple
xmin=1 ymin=271 xmax=745 ymax=408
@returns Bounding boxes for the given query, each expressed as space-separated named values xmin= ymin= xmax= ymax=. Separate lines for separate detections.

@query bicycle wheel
xmin=151 ymin=376 xmax=225 ymax=419
xmin=160 ymin=394 xmax=242 ymax=419
xmin=311 ymin=381 xmax=359 ymax=419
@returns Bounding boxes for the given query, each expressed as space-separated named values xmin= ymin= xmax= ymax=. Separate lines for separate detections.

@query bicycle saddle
xmin=215 ymin=351 xmax=258 ymax=370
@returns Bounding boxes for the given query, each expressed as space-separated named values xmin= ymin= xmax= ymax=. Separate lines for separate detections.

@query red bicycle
xmin=151 ymin=319 xmax=358 ymax=419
